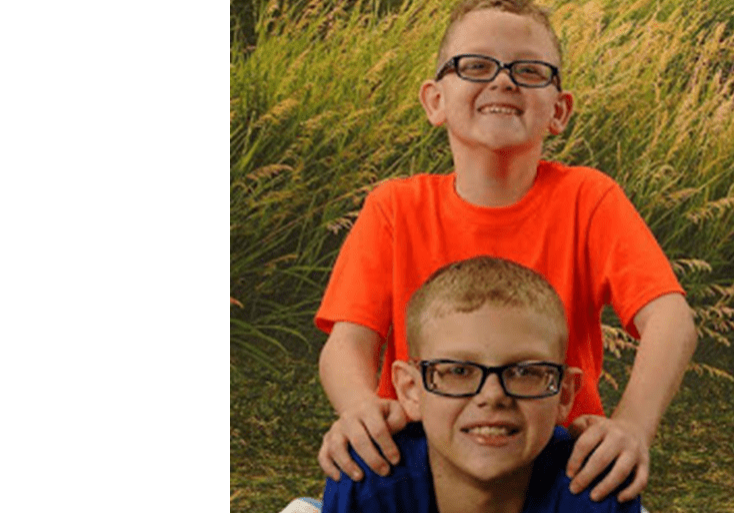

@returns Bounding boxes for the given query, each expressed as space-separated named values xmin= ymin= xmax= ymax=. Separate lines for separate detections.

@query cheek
xmin=443 ymin=98 xmax=469 ymax=119
xmin=420 ymin=399 xmax=463 ymax=437
xmin=444 ymin=86 xmax=478 ymax=109
xmin=540 ymin=98 xmax=560 ymax=121
xmin=525 ymin=403 xmax=561 ymax=439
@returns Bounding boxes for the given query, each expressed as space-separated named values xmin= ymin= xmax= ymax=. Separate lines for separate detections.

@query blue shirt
xmin=322 ymin=423 xmax=640 ymax=513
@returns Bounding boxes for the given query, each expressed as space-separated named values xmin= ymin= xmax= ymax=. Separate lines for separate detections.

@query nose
xmin=473 ymin=373 xmax=513 ymax=407
xmin=489 ymin=67 xmax=518 ymax=90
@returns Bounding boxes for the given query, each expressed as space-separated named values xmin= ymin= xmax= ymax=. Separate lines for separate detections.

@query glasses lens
xmin=457 ymin=56 xmax=498 ymax=80
xmin=426 ymin=361 xmax=483 ymax=395
xmin=502 ymin=363 xmax=561 ymax=397
xmin=510 ymin=61 xmax=553 ymax=86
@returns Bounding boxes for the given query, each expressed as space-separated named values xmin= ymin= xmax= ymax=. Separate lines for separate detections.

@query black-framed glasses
xmin=417 ymin=359 xmax=565 ymax=399
xmin=436 ymin=54 xmax=561 ymax=90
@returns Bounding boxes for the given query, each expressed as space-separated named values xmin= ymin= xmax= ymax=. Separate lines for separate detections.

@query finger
xmin=318 ymin=440 xmax=343 ymax=481
xmin=326 ymin=427 xmax=367 ymax=481
xmin=385 ymin=402 xmax=408 ymax=435
xmin=616 ymin=458 xmax=649 ymax=503
xmin=365 ymin=411 xmax=401 ymax=465
xmin=567 ymin=415 xmax=594 ymax=439
xmin=569 ymin=438 xmax=622 ymax=495
xmin=588 ymin=452 xmax=637 ymax=502
xmin=568 ymin=414 xmax=607 ymax=439
xmin=566 ymin=426 xmax=605 ymax=478
xmin=345 ymin=420 xmax=392 ymax=477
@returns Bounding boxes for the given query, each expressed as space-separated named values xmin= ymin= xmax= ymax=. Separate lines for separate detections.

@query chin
xmin=462 ymin=458 xmax=533 ymax=485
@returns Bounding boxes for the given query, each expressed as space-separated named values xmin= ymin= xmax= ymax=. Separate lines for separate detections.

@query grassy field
xmin=231 ymin=0 xmax=734 ymax=510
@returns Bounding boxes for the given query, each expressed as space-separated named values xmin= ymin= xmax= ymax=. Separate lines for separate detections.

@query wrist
xmin=610 ymin=409 xmax=658 ymax=446
xmin=333 ymin=390 xmax=382 ymax=415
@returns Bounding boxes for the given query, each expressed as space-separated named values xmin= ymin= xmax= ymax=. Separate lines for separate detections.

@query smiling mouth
xmin=478 ymin=105 xmax=522 ymax=115
xmin=462 ymin=425 xmax=520 ymax=437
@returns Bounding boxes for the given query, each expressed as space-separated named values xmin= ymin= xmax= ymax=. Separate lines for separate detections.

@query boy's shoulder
xmin=355 ymin=163 xmax=625 ymax=230
xmin=367 ymin=172 xmax=452 ymax=203
xmin=323 ymin=425 xmax=639 ymax=513
xmin=538 ymin=160 xmax=619 ymax=193
xmin=366 ymin=163 xmax=620 ymax=201
xmin=526 ymin=427 xmax=641 ymax=513
xmin=352 ymin=421 xmax=431 ymax=479
xmin=322 ymin=423 xmax=436 ymax=513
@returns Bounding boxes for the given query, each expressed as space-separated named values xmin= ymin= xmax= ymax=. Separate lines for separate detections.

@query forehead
xmin=444 ymin=9 xmax=559 ymax=64
xmin=418 ymin=304 xmax=565 ymax=363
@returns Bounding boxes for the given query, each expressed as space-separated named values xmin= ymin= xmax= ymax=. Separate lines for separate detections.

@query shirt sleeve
xmin=585 ymin=182 xmax=684 ymax=337
xmin=315 ymin=184 xmax=395 ymax=337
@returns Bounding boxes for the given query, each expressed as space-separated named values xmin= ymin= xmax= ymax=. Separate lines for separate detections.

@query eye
xmin=434 ymin=362 xmax=477 ymax=379
xmin=515 ymin=64 xmax=543 ymax=76
xmin=464 ymin=61 xmax=489 ymax=71
xmin=453 ymin=365 xmax=470 ymax=376
xmin=448 ymin=364 xmax=473 ymax=376
xmin=458 ymin=57 xmax=495 ymax=76
xmin=513 ymin=62 xmax=552 ymax=81
xmin=502 ymin=364 xmax=562 ymax=397
xmin=507 ymin=365 xmax=546 ymax=379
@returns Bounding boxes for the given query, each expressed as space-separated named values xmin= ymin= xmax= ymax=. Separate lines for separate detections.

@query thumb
xmin=567 ymin=414 xmax=599 ymax=439
xmin=385 ymin=401 xmax=409 ymax=434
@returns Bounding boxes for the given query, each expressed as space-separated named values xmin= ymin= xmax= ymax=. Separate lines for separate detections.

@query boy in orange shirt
xmin=315 ymin=0 xmax=697 ymax=503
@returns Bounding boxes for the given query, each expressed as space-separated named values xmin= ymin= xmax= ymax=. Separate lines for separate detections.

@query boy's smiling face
xmin=395 ymin=303 xmax=578 ymax=486
xmin=420 ymin=9 xmax=573 ymax=155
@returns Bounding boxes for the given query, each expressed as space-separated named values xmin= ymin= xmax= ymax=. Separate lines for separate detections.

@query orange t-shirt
xmin=315 ymin=161 xmax=683 ymax=423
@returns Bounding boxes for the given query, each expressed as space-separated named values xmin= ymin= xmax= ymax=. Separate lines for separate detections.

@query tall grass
xmin=231 ymin=0 xmax=734 ymax=377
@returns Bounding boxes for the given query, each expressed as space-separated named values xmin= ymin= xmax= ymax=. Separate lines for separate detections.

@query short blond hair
xmin=437 ymin=0 xmax=563 ymax=70
xmin=406 ymin=256 xmax=568 ymax=358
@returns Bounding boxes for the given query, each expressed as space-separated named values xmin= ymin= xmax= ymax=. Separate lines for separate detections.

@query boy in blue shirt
xmin=322 ymin=256 xmax=640 ymax=513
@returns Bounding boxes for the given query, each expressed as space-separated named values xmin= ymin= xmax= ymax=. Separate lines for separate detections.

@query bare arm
xmin=568 ymin=293 xmax=698 ymax=501
xmin=318 ymin=322 xmax=407 ymax=481
xmin=615 ymin=292 xmax=698 ymax=442
xmin=319 ymin=322 xmax=383 ymax=414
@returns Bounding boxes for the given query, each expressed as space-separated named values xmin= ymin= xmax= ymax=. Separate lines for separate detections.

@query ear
xmin=419 ymin=79 xmax=447 ymax=127
xmin=555 ymin=366 xmax=582 ymax=424
xmin=548 ymin=90 xmax=573 ymax=135
xmin=392 ymin=360 xmax=423 ymax=422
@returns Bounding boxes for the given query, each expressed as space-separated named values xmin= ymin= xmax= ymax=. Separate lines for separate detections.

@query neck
xmin=451 ymin=143 xmax=543 ymax=208
xmin=430 ymin=447 xmax=533 ymax=513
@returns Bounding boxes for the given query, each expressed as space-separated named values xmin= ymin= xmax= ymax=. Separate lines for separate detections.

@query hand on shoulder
xmin=318 ymin=398 xmax=408 ymax=482
xmin=566 ymin=415 xmax=649 ymax=503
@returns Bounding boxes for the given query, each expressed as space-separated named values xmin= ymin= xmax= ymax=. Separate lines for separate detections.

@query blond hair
xmin=406 ymin=256 xmax=568 ymax=358
xmin=437 ymin=0 xmax=563 ymax=70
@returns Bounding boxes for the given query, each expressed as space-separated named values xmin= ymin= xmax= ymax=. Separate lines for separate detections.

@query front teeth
xmin=480 ymin=106 xmax=519 ymax=115
xmin=466 ymin=425 xmax=513 ymax=436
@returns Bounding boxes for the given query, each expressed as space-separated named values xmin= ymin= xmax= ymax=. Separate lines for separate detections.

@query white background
xmin=0 ymin=1 xmax=225 ymax=510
